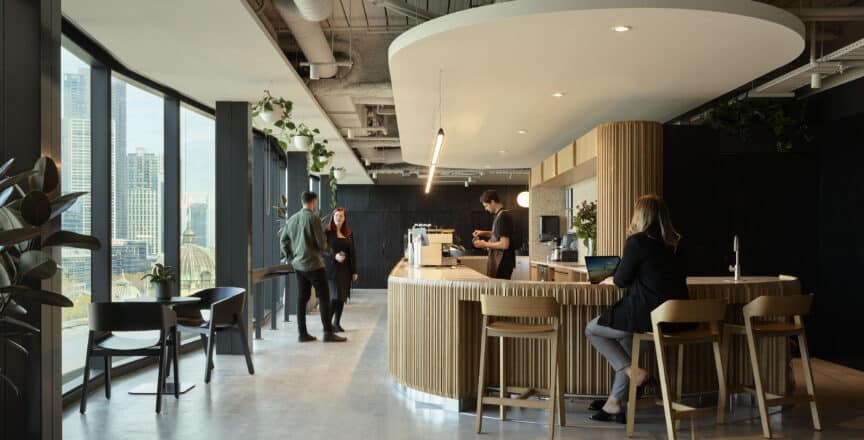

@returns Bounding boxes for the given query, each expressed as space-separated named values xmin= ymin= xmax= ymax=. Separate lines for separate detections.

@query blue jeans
xmin=585 ymin=317 xmax=634 ymax=400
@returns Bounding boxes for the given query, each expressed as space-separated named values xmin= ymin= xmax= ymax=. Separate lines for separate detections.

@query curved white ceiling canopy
xmin=389 ymin=0 xmax=805 ymax=169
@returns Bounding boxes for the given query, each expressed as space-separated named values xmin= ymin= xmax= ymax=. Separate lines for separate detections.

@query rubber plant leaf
xmin=18 ymin=250 xmax=58 ymax=280
xmin=20 ymin=191 xmax=52 ymax=226
xmin=49 ymin=192 xmax=87 ymax=221
xmin=4 ymin=286 xmax=73 ymax=307
xmin=0 ymin=370 xmax=20 ymax=396
xmin=0 ymin=158 xmax=14 ymax=179
xmin=0 ymin=227 xmax=41 ymax=248
xmin=29 ymin=157 xmax=60 ymax=196
xmin=0 ymin=315 xmax=40 ymax=333
xmin=42 ymin=231 xmax=101 ymax=250
xmin=2 ymin=337 xmax=28 ymax=356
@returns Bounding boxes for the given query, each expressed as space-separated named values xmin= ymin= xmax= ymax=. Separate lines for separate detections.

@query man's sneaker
xmin=323 ymin=333 xmax=347 ymax=342
xmin=298 ymin=333 xmax=317 ymax=343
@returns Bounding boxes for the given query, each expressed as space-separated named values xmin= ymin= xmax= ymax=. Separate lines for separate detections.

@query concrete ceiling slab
xmin=63 ymin=0 xmax=372 ymax=184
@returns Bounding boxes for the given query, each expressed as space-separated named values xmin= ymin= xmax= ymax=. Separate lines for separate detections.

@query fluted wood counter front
xmin=388 ymin=261 xmax=799 ymax=403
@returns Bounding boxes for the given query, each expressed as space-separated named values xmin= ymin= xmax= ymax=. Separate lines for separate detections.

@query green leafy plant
xmin=310 ymin=140 xmax=333 ymax=173
xmin=291 ymin=122 xmax=319 ymax=139
xmin=141 ymin=263 xmax=176 ymax=284
xmin=274 ymin=195 xmax=289 ymax=222
xmin=251 ymin=90 xmax=295 ymax=151
xmin=572 ymin=200 xmax=597 ymax=249
xmin=704 ymin=98 xmax=813 ymax=152
xmin=328 ymin=166 xmax=343 ymax=209
xmin=0 ymin=156 xmax=101 ymax=396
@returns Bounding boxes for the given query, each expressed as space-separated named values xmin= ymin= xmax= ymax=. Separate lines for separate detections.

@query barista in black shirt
xmin=473 ymin=190 xmax=517 ymax=279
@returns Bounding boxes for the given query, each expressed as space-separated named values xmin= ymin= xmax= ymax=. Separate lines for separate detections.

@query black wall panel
xmin=333 ymin=185 xmax=529 ymax=288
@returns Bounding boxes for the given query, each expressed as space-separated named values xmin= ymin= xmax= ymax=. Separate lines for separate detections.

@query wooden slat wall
xmin=596 ymin=121 xmax=663 ymax=256
xmin=388 ymin=268 xmax=798 ymax=399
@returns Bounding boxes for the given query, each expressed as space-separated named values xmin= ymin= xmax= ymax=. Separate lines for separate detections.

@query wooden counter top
xmin=391 ymin=260 xmax=791 ymax=287
xmin=530 ymin=260 xmax=587 ymax=272
xmin=388 ymin=260 xmax=799 ymax=403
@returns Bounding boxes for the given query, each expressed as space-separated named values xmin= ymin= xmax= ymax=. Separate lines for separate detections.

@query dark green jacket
xmin=280 ymin=208 xmax=328 ymax=272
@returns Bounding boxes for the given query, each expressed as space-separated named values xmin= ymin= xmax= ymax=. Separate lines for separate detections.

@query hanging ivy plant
xmin=704 ymin=98 xmax=813 ymax=152
xmin=251 ymin=90 xmax=295 ymax=151
xmin=309 ymin=140 xmax=334 ymax=173
xmin=328 ymin=166 xmax=342 ymax=209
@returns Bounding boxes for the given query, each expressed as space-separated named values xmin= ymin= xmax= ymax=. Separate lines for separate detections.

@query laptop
xmin=584 ymin=256 xmax=621 ymax=284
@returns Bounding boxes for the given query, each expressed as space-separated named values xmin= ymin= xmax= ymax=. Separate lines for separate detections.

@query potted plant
xmin=573 ymin=200 xmax=597 ymax=256
xmin=309 ymin=140 xmax=333 ymax=173
xmin=251 ymin=90 xmax=295 ymax=151
xmin=0 ymin=156 xmax=101 ymax=396
xmin=328 ymin=166 xmax=342 ymax=209
xmin=142 ymin=263 xmax=177 ymax=300
xmin=291 ymin=123 xmax=319 ymax=150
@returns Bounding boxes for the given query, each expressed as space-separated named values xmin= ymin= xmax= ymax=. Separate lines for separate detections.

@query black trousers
xmin=295 ymin=268 xmax=333 ymax=334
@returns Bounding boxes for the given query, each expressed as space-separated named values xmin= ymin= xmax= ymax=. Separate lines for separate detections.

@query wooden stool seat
xmin=725 ymin=321 xmax=804 ymax=337
xmin=487 ymin=321 xmax=556 ymax=335
xmin=722 ymin=294 xmax=820 ymax=439
xmin=627 ymin=299 xmax=728 ymax=440
xmin=476 ymin=295 xmax=565 ymax=440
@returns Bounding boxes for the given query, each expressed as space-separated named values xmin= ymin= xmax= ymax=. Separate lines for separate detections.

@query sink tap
xmin=728 ymin=235 xmax=740 ymax=281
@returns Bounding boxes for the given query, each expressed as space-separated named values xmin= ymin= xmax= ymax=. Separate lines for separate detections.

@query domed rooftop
xmin=113 ymin=272 xmax=141 ymax=300
xmin=179 ymin=224 xmax=215 ymax=292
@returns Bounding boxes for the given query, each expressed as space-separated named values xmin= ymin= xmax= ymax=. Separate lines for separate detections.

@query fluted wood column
xmin=597 ymin=121 xmax=663 ymax=256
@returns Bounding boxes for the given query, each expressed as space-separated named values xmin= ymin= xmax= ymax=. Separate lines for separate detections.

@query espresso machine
xmin=551 ymin=233 xmax=580 ymax=262
xmin=407 ymin=226 xmax=456 ymax=266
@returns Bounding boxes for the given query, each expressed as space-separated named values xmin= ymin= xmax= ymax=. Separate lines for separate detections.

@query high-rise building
xmin=127 ymin=148 xmax=161 ymax=256
xmin=190 ymin=202 xmax=208 ymax=247
xmin=111 ymin=80 xmax=128 ymax=240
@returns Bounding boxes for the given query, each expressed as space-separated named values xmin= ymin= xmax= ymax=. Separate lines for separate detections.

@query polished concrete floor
xmin=64 ymin=290 xmax=864 ymax=439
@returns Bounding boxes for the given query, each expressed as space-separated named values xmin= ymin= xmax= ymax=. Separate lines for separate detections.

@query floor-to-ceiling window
xmin=179 ymin=106 xmax=216 ymax=296
xmin=60 ymin=46 xmax=92 ymax=382
xmin=111 ymin=76 xmax=164 ymax=301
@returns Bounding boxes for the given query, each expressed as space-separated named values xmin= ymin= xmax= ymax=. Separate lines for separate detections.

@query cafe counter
xmin=387 ymin=259 xmax=799 ymax=407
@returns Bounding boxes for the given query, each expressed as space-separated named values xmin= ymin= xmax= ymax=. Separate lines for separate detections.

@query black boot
xmin=331 ymin=300 xmax=345 ymax=333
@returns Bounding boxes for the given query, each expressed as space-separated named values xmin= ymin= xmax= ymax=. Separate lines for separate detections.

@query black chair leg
xmin=237 ymin=322 xmax=255 ymax=375
xmin=79 ymin=334 xmax=94 ymax=414
xmin=172 ymin=329 xmax=180 ymax=398
xmin=103 ymin=355 xmax=111 ymax=399
xmin=155 ymin=337 xmax=168 ymax=414
xmin=204 ymin=328 xmax=216 ymax=383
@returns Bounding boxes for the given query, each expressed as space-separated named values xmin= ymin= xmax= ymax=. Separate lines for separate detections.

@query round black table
xmin=124 ymin=296 xmax=200 ymax=395
xmin=125 ymin=296 xmax=201 ymax=305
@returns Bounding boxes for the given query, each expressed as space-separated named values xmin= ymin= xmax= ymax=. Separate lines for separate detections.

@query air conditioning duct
xmin=273 ymin=0 xmax=338 ymax=78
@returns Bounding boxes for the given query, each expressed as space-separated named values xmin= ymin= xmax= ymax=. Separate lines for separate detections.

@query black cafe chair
xmin=80 ymin=302 xmax=177 ymax=414
xmin=173 ymin=287 xmax=254 ymax=383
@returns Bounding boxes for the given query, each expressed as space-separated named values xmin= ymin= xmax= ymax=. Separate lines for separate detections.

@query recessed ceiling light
xmin=612 ymin=25 xmax=632 ymax=32
xmin=517 ymin=129 xmax=527 ymax=135
xmin=498 ymin=149 xmax=508 ymax=154
xmin=552 ymin=92 xmax=565 ymax=98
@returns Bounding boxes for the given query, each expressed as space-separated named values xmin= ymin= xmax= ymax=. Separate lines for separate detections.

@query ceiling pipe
xmin=787 ymin=7 xmax=864 ymax=22
xmin=369 ymin=0 xmax=440 ymax=21
xmin=273 ymin=0 xmax=338 ymax=78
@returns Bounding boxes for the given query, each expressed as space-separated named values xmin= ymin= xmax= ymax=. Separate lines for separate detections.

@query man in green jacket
xmin=281 ymin=191 xmax=347 ymax=343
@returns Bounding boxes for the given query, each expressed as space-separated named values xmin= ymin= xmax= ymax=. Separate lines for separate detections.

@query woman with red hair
xmin=323 ymin=208 xmax=358 ymax=332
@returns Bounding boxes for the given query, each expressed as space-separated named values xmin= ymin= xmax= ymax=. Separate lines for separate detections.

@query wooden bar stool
xmin=475 ymin=294 xmax=565 ymax=440
xmin=626 ymin=299 xmax=728 ymax=440
xmin=722 ymin=294 xmax=820 ymax=439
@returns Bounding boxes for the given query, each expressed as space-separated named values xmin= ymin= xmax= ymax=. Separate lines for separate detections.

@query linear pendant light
xmin=425 ymin=70 xmax=445 ymax=194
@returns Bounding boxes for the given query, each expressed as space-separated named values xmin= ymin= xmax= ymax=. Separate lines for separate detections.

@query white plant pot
xmin=259 ymin=103 xmax=282 ymax=124
xmin=293 ymin=135 xmax=312 ymax=150
xmin=333 ymin=169 xmax=345 ymax=180
xmin=317 ymin=155 xmax=329 ymax=164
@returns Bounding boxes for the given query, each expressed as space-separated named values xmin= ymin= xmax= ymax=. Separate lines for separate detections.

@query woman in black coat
xmin=585 ymin=195 xmax=688 ymax=423
xmin=323 ymin=208 xmax=358 ymax=333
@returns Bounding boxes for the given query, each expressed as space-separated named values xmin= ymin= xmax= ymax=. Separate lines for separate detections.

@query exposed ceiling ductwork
xmin=272 ymin=0 xmax=338 ymax=78
xmin=369 ymin=0 xmax=440 ymax=21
